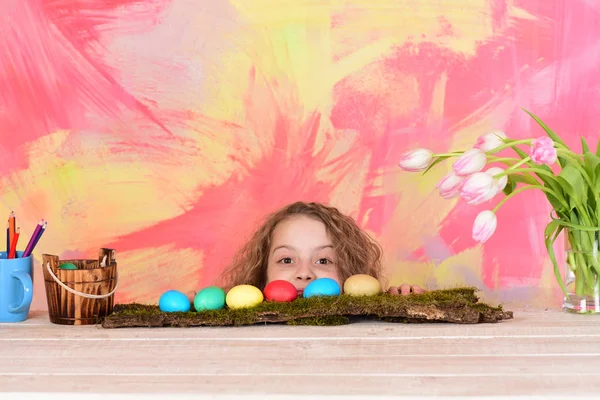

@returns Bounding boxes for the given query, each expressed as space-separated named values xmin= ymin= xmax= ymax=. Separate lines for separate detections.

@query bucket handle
xmin=46 ymin=262 xmax=118 ymax=299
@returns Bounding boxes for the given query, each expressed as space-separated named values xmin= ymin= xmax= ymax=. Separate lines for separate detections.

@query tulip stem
xmin=507 ymin=156 xmax=531 ymax=170
xmin=487 ymin=139 xmax=533 ymax=155
xmin=492 ymin=184 xmax=560 ymax=213
xmin=488 ymin=157 xmax=522 ymax=163
xmin=492 ymin=167 xmax=555 ymax=180
xmin=434 ymin=153 xmax=465 ymax=157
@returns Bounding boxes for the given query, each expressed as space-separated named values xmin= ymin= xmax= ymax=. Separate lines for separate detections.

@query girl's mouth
xmin=296 ymin=289 xmax=304 ymax=296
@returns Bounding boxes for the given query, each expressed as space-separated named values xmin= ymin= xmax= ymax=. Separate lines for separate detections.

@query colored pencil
xmin=22 ymin=219 xmax=43 ymax=258
xmin=8 ymin=212 xmax=15 ymax=254
xmin=5 ymin=223 xmax=8 ymax=256
xmin=28 ymin=221 xmax=47 ymax=256
xmin=8 ymin=228 xmax=20 ymax=259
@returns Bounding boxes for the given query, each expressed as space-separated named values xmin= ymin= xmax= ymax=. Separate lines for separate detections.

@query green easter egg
xmin=59 ymin=263 xmax=77 ymax=270
xmin=194 ymin=286 xmax=226 ymax=311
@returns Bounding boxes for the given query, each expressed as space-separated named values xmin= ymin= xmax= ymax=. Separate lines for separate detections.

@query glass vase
xmin=562 ymin=229 xmax=600 ymax=314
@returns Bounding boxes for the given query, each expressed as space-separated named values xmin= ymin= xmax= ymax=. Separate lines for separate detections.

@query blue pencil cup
xmin=0 ymin=251 xmax=33 ymax=323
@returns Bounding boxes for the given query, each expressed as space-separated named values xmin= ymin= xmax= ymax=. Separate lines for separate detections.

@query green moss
xmin=471 ymin=301 xmax=503 ymax=312
xmin=102 ymin=287 xmax=513 ymax=328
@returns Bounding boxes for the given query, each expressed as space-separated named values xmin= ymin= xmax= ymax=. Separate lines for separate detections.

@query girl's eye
xmin=279 ymin=257 xmax=293 ymax=264
xmin=316 ymin=258 xmax=332 ymax=265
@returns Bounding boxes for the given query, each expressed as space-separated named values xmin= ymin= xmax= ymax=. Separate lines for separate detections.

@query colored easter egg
xmin=343 ymin=274 xmax=382 ymax=296
xmin=226 ymin=284 xmax=264 ymax=309
xmin=159 ymin=290 xmax=191 ymax=312
xmin=264 ymin=280 xmax=298 ymax=302
xmin=194 ymin=286 xmax=226 ymax=311
xmin=59 ymin=263 xmax=77 ymax=270
xmin=303 ymin=278 xmax=341 ymax=298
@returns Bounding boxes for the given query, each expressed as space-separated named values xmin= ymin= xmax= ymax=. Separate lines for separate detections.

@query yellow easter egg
xmin=343 ymin=274 xmax=382 ymax=296
xmin=226 ymin=284 xmax=264 ymax=309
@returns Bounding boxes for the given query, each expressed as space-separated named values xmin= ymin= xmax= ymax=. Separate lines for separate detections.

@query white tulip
xmin=474 ymin=131 xmax=507 ymax=152
xmin=485 ymin=167 xmax=508 ymax=191
xmin=452 ymin=149 xmax=487 ymax=176
xmin=472 ymin=210 xmax=498 ymax=243
xmin=398 ymin=148 xmax=433 ymax=172
xmin=460 ymin=172 xmax=499 ymax=205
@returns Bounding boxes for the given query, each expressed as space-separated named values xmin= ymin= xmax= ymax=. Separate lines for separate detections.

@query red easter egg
xmin=264 ymin=280 xmax=298 ymax=302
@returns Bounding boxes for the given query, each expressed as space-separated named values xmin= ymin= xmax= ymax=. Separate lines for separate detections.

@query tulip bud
xmin=485 ymin=167 xmax=507 ymax=191
xmin=436 ymin=172 xmax=465 ymax=199
xmin=452 ymin=149 xmax=487 ymax=176
xmin=474 ymin=131 xmax=507 ymax=152
xmin=398 ymin=148 xmax=433 ymax=172
xmin=472 ymin=210 xmax=497 ymax=243
xmin=460 ymin=172 xmax=499 ymax=205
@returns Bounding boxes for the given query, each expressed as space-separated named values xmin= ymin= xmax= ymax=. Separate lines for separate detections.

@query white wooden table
xmin=1 ymin=309 xmax=600 ymax=398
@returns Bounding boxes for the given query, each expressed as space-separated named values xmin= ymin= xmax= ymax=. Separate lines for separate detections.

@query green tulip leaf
xmin=502 ymin=176 xmax=516 ymax=196
xmin=557 ymin=164 xmax=586 ymax=208
xmin=522 ymin=108 xmax=570 ymax=150
xmin=422 ymin=156 xmax=450 ymax=175
xmin=582 ymin=137 xmax=590 ymax=153
xmin=544 ymin=220 xmax=567 ymax=295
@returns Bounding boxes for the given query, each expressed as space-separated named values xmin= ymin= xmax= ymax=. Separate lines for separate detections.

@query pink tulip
xmin=530 ymin=137 xmax=557 ymax=165
xmin=436 ymin=172 xmax=465 ymax=199
xmin=474 ymin=131 xmax=507 ymax=152
xmin=472 ymin=210 xmax=497 ymax=243
xmin=485 ymin=167 xmax=507 ymax=191
xmin=460 ymin=172 xmax=499 ymax=205
xmin=398 ymin=148 xmax=433 ymax=172
xmin=452 ymin=148 xmax=487 ymax=176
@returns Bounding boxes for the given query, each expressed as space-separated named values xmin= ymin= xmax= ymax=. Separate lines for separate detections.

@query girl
xmin=218 ymin=201 xmax=425 ymax=296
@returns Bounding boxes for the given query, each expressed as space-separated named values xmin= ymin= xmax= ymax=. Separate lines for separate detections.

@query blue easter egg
xmin=159 ymin=290 xmax=191 ymax=312
xmin=303 ymin=278 xmax=341 ymax=298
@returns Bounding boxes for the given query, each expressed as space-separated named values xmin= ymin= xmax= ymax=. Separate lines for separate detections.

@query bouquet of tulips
xmin=398 ymin=109 xmax=600 ymax=299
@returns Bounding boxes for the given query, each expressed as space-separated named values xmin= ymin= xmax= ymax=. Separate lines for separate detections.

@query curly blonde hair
xmin=219 ymin=201 xmax=384 ymax=290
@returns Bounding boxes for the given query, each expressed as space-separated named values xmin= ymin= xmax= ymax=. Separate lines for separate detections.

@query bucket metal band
xmin=45 ymin=262 xmax=118 ymax=299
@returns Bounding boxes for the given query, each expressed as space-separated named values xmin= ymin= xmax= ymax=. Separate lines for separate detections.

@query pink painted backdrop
xmin=2 ymin=0 xmax=599 ymax=309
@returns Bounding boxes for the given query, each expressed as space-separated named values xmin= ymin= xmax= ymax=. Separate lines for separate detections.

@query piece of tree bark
xmin=102 ymin=287 xmax=513 ymax=328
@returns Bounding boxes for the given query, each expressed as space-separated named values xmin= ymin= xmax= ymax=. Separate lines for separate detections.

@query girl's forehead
xmin=271 ymin=215 xmax=333 ymax=245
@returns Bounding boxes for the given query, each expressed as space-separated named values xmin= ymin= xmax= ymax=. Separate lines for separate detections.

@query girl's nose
xmin=295 ymin=263 xmax=316 ymax=282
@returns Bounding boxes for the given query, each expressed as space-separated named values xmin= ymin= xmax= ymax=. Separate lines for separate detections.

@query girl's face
xmin=266 ymin=215 xmax=341 ymax=296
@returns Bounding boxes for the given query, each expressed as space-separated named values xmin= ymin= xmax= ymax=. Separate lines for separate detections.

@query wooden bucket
xmin=42 ymin=248 xmax=118 ymax=325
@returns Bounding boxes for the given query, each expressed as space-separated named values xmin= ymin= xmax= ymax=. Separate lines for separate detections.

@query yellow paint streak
xmin=226 ymin=0 xmax=333 ymax=114
xmin=0 ymin=130 xmax=228 ymax=254
xmin=448 ymin=95 xmax=518 ymax=152
xmin=199 ymin=50 xmax=254 ymax=124
xmin=115 ymin=246 xmax=205 ymax=305
xmin=229 ymin=0 xmax=333 ymax=25
xmin=380 ymin=162 xmax=459 ymax=253
xmin=427 ymin=72 xmax=448 ymax=127
xmin=387 ymin=247 xmax=484 ymax=289
xmin=330 ymin=38 xmax=396 ymax=84
xmin=377 ymin=71 xmax=458 ymax=252
xmin=225 ymin=0 xmax=499 ymax=129
xmin=509 ymin=5 xmax=538 ymax=21
xmin=325 ymin=153 xmax=371 ymax=217
xmin=331 ymin=0 xmax=495 ymax=57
